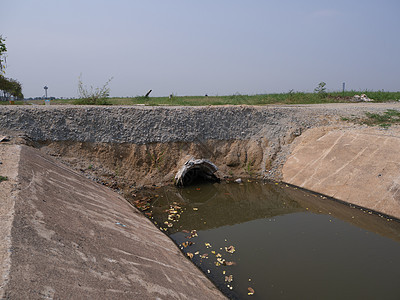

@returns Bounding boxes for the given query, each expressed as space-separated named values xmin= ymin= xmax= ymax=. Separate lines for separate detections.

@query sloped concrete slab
xmin=1 ymin=145 xmax=225 ymax=299
xmin=283 ymin=127 xmax=400 ymax=219
xmin=0 ymin=145 xmax=20 ymax=299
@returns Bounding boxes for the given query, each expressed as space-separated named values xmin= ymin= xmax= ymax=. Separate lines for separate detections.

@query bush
xmin=75 ymin=74 xmax=113 ymax=105
xmin=314 ymin=82 xmax=327 ymax=94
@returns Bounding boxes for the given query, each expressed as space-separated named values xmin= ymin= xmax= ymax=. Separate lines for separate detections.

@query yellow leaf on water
xmin=225 ymin=246 xmax=236 ymax=253
xmin=225 ymin=275 xmax=233 ymax=282
xmin=248 ymin=287 xmax=255 ymax=295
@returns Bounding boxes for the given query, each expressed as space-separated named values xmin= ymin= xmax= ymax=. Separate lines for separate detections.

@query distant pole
xmin=342 ymin=82 xmax=345 ymax=94
xmin=44 ymin=86 xmax=48 ymax=99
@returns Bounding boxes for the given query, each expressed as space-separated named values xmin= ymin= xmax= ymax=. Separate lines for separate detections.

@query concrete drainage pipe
xmin=175 ymin=158 xmax=220 ymax=186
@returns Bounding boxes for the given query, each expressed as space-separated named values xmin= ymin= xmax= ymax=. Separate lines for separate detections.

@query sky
xmin=1 ymin=0 xmax=400 ymax=98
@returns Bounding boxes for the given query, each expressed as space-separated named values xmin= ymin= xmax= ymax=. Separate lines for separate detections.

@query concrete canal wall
xmin=0 ymin=144 xmax=225 ymax=299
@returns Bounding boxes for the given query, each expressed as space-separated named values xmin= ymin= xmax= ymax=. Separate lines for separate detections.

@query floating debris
xmin=181 ymin=241 xmax=194 ymax=248
xmin=187 ymin=252 xmax=194 ymax=259
xmin=216 ymin=257 xmax=225 ymax=265
xmin=225 ymin=275 xmax=233 ymax=283
xmin=248 ymin=287 xmax=255 ymax=295
xmin=205 ymin=243 xmax=212 ymax=248
xmin=225 ymin=245 xmax=236 ymax=253
xmin=186 ymin=230 xmax=198 ymax=239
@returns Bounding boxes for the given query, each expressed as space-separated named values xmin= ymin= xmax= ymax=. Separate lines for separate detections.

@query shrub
xmin=75 ymin=74 xmax=113 ymax=105
xmin=314 ymin=82 xmax=327 ymax=94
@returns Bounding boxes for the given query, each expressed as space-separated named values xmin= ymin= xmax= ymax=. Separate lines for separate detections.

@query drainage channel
xmin=132 ymin=181 xmax=400 ymax=300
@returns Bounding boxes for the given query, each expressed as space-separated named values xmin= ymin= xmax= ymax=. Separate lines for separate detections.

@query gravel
xmin=1 ymin=103 xmax=400 ymax=144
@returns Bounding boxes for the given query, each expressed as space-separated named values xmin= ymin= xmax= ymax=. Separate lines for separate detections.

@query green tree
xmin=314 ymin=82 xmax=327 ymax=94
xmin=0 ymin=76 xmax=23 ymax=100
xmin=0 ymin=36 xmax=24 ymax=100
xmin=0 ymin=35 xmax=7 ymax=76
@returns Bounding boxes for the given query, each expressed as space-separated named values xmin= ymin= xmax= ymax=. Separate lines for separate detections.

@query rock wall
xmin=0 ymin=104 xmax=394 ymax=144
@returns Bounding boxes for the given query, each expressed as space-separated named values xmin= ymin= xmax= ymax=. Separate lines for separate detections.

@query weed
xmin=147 ymin=150 xmax=165 ymax=170
xmin=17 ymin=91 xmax=400 ymax=106
xmin=0 ymin=175 xmax=8 ymax=182
xmin=345 ymin=109 xmax=400 ymax=128
xmin=244 ymin=160 xmax=255 ymax=177
xmin=75 ymin=74 xmax=113 ymax=105
xmin=364 ymin=110 xmax=400 ymax=127
xmin=134 ymin=95 xmax=148 ymax=101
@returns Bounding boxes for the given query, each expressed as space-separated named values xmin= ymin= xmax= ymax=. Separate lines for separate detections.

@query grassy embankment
xmin=4 ymin=91 xmax=400 ymax=106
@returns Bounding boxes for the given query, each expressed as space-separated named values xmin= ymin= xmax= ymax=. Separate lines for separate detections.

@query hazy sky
xmin=2 ymin=0 xmax=400 ymax=98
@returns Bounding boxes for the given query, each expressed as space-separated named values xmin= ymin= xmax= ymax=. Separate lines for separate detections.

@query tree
xmin=0 ymin=36 xmax=24 ymax=100
xmin=0 ymin=77 xmax=23 ymax=100
xmin=314 ymin=82 xmax=327 ymax=94
xmin=0 ymin=35 xmax=7 ymax=76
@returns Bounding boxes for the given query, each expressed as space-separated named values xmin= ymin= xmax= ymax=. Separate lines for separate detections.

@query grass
xmin=3 ymin=90 xmax=400 ymax=106
xmin=341 ymin=109 xmax=400 ymax=128
xmin=363 ymin=109 xmax=400 ymax=128
xmin=0 ymin=175 xmax=8 ymax=182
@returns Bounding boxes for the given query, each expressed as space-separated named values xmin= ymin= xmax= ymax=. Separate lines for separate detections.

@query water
xmin=142 ymin=181 xmax=400 ymax=299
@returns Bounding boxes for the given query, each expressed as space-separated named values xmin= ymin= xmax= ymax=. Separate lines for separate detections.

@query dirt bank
xmin=2 ymin=103 xmax=400 ymax=217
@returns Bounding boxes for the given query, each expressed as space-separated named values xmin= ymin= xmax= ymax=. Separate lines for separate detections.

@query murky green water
xmin=143 ymin=181 xmax=400 ymax=299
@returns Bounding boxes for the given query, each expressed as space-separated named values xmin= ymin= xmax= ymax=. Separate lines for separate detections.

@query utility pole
xmin=44 ymin=86 xmax=48 ymax=99
xmin=342 ymin=82 xmax=345 ymax=95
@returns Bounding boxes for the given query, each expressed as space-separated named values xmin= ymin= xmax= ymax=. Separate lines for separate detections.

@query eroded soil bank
xmin=2 ymin=104 xmax=400 ymax=218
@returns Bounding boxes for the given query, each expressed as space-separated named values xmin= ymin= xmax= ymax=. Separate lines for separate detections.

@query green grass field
xmin=3 ymin=90 xmax=400 ymax=106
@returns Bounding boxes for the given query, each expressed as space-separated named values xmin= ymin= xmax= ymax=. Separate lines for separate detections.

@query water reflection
xmin=141 ymin=182 xmax=400 ymax=299
xmin=149 ymin=182 xmax=400 ymax=242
